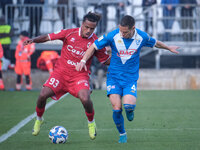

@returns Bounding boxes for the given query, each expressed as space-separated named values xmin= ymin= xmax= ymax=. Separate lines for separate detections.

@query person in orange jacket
xmin=0 ymin=42 xmax=5 ymax=90
xmin=37 ymin=51 xmax=60 ymax=75
xmin=15 ymin=31 xmax=35 ymax=90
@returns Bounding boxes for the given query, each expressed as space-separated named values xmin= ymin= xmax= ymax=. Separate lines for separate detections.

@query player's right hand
xmin=23 ymin=39 xmax=33 ymax=46
xmin=76 ymin=60 xmax=87 ymax=72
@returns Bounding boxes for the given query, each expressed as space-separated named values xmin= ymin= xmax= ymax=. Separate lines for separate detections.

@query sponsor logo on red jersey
xmin=70 ymin=38 xmax=75 ymax=42
xmin=67 ymin=59 xmax=77 ymax=66
xmin=66 ymin=45 xmax=85 ymax=57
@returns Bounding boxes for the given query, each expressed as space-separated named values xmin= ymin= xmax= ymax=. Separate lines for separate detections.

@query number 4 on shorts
xmin=131 ymin=84 xmax=136 ymax=91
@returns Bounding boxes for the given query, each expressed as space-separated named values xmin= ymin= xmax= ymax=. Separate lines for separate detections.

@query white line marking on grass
xmin=0 ymin=93 xmax=69 ymax=143
xmin=19 ymin=127 xmax=200 ymax=134
xmin=67 ymin=128 xmax=200 ymax=132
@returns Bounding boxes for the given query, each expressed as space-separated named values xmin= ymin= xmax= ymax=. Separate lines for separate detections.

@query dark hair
xmin=83 ymin=12 xmax=101 ymax=24
xmin=120 ymin=15 xmax=135 ymax=29
xmin=20 ymin=31 xmax=29 ymax=37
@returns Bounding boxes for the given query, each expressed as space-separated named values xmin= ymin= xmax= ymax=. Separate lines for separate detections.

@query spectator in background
xmin=116 ymin=0 xmax=130 ymax=25
xmin=142 ymin=0 xmax=157 ymax=34
xmin=94 ymin=0 xmax=108 ymax=35
xmin=180 ymin=0 xmax=197 ymax=41
xmin=24 ymin=0 xmax=44 ymax=38
xmin=0 ymin=17 xmax=12 ymax=61
xmin=161 ymin=0 xmax=179 ymax=41
xmin=37 ymin=51 xmax=60 ymax=75
xmin=0 ymin=42 xmax=5 ymax=90
xmin=0 ymin=0 xmax=15 ymax=27
xmin=57 ymin=0 xmax=80 ymax=28
xmin=15 ymin=31 xmax=35 ymax=90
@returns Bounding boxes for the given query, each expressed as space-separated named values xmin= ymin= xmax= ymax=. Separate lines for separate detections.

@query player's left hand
xmin=76 ymin=61 xmax=87 ymax=71
xmin=168 ymin=46 xmax=180 ymax=54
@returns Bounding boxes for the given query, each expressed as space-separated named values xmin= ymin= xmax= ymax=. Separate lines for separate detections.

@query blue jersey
xmin=94 ymin=28 xmax=156 ymax=81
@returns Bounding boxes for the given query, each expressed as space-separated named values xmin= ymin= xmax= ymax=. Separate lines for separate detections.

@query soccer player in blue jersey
xmin=76 ymin=15 xmax=179 ymax=143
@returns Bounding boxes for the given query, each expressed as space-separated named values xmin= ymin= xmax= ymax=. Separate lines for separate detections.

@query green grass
xmin=0 ymin=90 xmax=200 ymax=150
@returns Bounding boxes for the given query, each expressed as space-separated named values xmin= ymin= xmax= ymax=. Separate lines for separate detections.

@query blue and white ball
xmin=49 ymin=126 xmax=68 ymax=144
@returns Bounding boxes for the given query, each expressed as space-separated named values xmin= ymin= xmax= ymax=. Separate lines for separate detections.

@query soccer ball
xmin=49 ymin=126 xmax=68 ymax=144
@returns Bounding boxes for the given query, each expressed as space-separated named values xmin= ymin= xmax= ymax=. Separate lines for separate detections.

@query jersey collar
xmin=119 ymin=29 xmax=137 ymax=39
xmin=79 ymin=28 xmax=94 ymax=39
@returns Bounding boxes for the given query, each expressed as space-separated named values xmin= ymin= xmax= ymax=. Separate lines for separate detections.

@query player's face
xmin=119 ymin=25 xmax=135 ymax=39
xmin=81 ymin=19 xmax=97 ymax=38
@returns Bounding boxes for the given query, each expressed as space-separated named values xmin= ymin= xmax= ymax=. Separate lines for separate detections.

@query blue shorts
xmin=106 ymin=73 xmax=137 ymax=98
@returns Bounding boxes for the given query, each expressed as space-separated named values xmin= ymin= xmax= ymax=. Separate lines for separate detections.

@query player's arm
xmin=23 ymin=35 xmax=50 ymax=46
xmin=76 ymin=44 xmax=96 ymax=71
xmin=103 ymin=58 xmax=110 ymax=65
xmin=155 ymin=40 xmax=179 ymax=54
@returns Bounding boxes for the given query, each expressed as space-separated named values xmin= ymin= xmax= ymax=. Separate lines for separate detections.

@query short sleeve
xmin=143 ymin=34 xmax=156 ymax=48
xmin=48 ymin=29 xmax=69 ymax=41
xmin=94 ymin=33 xmax=112 ymax=50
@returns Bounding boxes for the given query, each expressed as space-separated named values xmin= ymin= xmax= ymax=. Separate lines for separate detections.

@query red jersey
xmin=48 ymin=28 xmax=110 ymax=75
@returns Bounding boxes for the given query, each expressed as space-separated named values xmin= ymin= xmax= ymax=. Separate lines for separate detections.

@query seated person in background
xmin=37 ymin=51 xmax=60 ymax=75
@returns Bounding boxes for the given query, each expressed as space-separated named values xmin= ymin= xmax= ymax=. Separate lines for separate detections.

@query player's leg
xmin=78 ymin=89 xmax=96 ymax=140
xmin=32 ymin=86 xmax=55 ymax=136
xmin=123 ymin=82 xmax=137 ymax=121
xmin=107 ymin=74 xmax=127 ymax=143
xmin=68 ymin=75 xmax=96 ymax=140
xmin=123 ymin=95 xmax=136 ymax=121
xmin=109 ymin=94 xmax=127 ymax=143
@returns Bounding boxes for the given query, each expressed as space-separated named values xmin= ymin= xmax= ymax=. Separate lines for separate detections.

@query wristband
xmin=81 ymin=59 xmax=86 ymax=63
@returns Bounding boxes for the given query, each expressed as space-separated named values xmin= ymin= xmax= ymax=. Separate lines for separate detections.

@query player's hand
xmin=76 ymin=60 xmax=87 ymax=71
xmin=168 ymin=46 xmax=180 ymax=54
xmin=23 ymin=39 xmax=33 ymax=46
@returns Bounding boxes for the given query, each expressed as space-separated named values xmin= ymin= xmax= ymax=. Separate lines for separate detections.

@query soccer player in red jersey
xmin=23 ymin=12 xmax=110 ymax=140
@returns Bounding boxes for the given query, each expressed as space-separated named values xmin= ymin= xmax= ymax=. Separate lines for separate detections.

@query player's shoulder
xmin=136 ymin=28 xmax=150 ymax=40
xmin=136 ymin=28 xmax=148 ymax=37
xmin=108 ymin=28 xmax=119 ymax=37
xmin=91 ymin=33 xmax=98 ymax=40
xmin=63 ymin=27 xmax=79 ymax=34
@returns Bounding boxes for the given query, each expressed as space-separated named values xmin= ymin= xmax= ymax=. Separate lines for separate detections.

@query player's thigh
xmin=68 ymin=75 xmax=90 ymax=98
xmin=123 ymin=80 xmax=137 ymax=98
xmin=106 ymin=74 xmax=123 ymax=97
xmin=38 ymin=86 xmax=55 ymax=100
xmin=123 ymin=95 xmax=137 ymax=105
xmin=109 ymin=94 xmax=122 ymax=110
xmin=44 ymin=72 xmax=67 ymax=100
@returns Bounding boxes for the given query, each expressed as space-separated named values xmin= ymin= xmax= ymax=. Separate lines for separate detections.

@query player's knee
xmin=112 ymin=104 xmax=121 ymax=110
xmin=80 ymin=94 xmax=90 ymax=104
xmin=78 ymin=90 xmax=90 ymax=104
xmin=39 ymin=90 xmax=50 ymax=101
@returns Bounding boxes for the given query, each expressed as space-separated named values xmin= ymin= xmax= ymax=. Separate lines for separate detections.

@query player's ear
xmin=132 ymin=25 xmax=135 ymax=30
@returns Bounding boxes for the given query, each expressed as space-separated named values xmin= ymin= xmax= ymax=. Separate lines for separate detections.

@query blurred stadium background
xmin=0 ymin=0 xmax=200 ymax=90
xmin=0 ymin=0 xmax=200 ymax=149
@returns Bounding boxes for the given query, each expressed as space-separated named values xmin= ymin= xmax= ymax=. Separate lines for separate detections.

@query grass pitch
xmin=0 ymin=90 xmax=200 ymax=150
